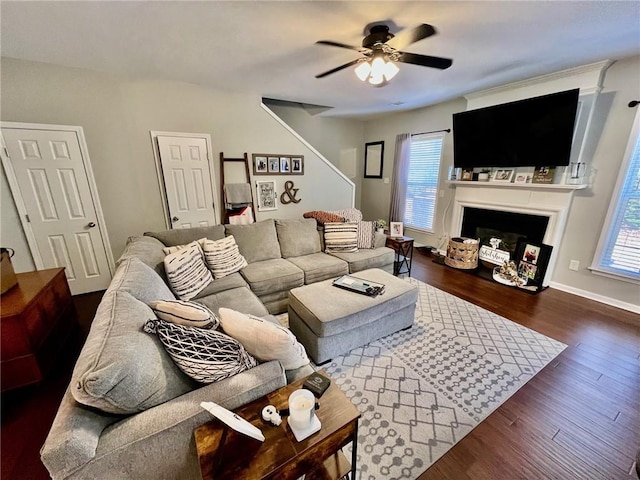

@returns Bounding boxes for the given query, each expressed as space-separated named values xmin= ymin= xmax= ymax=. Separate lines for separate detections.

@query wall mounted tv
xmin=452 ymin=88 xmax=580 ymax=168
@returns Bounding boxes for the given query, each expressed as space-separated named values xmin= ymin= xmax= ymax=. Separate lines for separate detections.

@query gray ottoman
xmin=288 ymin=268 xmax=418 ymax=364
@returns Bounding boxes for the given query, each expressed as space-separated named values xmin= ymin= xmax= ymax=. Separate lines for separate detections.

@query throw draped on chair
xmin=388 ymin=133 xmax=412 ymax=225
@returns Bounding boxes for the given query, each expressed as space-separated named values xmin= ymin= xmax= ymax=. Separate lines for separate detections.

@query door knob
xmin=87 ymin=222 xmax=96 ymax=228
xmin=172 ymin=216 xmax=179 ymax=222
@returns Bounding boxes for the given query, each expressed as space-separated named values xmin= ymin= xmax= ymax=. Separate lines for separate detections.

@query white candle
xmin=288 ymin=389 xmax=315 ymax=429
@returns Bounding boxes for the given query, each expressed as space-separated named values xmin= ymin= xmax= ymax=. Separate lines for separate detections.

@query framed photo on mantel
xmin=531 ymin=166 xmax=556 ymax=184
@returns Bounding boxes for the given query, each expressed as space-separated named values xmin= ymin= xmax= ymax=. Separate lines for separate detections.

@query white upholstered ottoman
xmin=288 ymin=268 xmax=418 ymax=364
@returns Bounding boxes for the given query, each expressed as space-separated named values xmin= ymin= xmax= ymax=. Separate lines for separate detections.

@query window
xmin=591 ymin=110 xmax=640 ymax=282
xmin=403 ymin=133 xmax=444 ymax=232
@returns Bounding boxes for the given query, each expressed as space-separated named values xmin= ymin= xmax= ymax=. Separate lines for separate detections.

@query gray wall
xmin=0 ymin=58 xmax=353 ymax=271
xmin=361 ymin=56 xmax=639 ymax=308
xmin=266 ymin=101 xmax=364 ymax=208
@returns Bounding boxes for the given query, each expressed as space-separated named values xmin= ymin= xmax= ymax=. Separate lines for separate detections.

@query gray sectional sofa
xmin=41 ymin=216 xmax=394 ymax=479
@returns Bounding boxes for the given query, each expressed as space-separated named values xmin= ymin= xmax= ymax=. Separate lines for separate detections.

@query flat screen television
xmin=452 ymin=88 xmax=580 ymax=168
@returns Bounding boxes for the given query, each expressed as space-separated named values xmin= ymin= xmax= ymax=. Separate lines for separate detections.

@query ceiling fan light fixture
xmin=384 ymin=61 xmax=399 ymax=81
xmin=354 ymin=61 xmax=372 ymax=81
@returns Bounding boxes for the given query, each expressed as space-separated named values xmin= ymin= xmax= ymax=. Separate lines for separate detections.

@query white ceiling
xmin=2 ymin=1 xmax=639 ymax=119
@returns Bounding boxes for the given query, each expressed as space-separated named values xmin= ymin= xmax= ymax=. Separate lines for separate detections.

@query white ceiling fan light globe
xmin=384 ymin=61 xmax=399 ymax=81
xmin=369 ymin=73 xmax=384 ymax=85
xmin=370 ymin=56 xmax=387 ymax=78
xmin=355 ymin=61 xmax=372 ymax=81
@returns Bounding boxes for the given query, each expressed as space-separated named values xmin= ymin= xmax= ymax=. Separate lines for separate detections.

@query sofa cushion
xmin=275 ymin=218 xmax=321 ymax=258
xmin=192 ymin=272 xmax=248 ymax=298
xmin=218 ymin=308 xmax=310 ymax=370
xmin=324 ymin=222 xmax=358 ymax=253
xmin=302 ymin=210 xmax=345 ymax=225
xmin=286 ymin=253 xmax=349 ymax=284
xmin=202 ymin=236 xmax=248 ymax=279
xmin=116 ymin=235 xmax=166 ymax=276
xmin=144 ymin=225 xmax=226 ymax=246
xmin=193 ymin=286 xmax=268 ymax=318
xmin=143 ymin=318 xmax=257 ymax=384
xmin=225 ymin=219 xmax=281 ymax=263
xmin=239 ymin=258 xmax=304 ymax=296
xmin=149 ymin=300 xmax=220 ymax=329
xmin=71 ymin=291 xmax=195 ymax=414
xmin=164 ymin=241 xmax=213 ymax=300
xmin=108 ymin=257 xmax=175 ymax=304
xmin=329 ymin=246 xmax=395 ymax=273
xmin=357 ymin=220 xmax=376 ymax=249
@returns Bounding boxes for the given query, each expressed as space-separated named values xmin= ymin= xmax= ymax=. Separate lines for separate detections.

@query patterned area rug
xmin=323 ymin=278 xmax=566 ymax=479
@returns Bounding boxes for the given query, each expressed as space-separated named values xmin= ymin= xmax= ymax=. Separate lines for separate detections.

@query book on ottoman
xmin=332 ymin=274 xmax=385 ymax=297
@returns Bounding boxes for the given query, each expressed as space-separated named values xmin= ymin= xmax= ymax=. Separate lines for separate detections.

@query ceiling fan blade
xmin=386 ymin=24 xmax=436 ymax=50
xmin=397 ymin=52 xmax=452 ymax=70
xmin=316 ymin=40 xmax=367 ymax=52
xmin=315 ymin=59 xmax=362 ymax=79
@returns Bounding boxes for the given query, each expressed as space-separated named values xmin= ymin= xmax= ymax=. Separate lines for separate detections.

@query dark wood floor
xmin=411 ymin=250 xmax=640 ymax=480
xmin=1 ymin=252 xmax=638 ymax=479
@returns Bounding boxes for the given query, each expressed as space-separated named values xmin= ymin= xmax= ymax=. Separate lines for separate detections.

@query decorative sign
xmin=479 ymin=245 xmax=511 ymax=266
xmin=280 ymin=180 xmax=301 ymax=204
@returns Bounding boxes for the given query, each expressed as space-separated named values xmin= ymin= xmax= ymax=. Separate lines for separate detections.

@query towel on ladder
xmin=224 ymin=183 xmax=252 ymax=207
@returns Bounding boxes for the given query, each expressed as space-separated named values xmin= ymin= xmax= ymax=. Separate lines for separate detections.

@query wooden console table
xmin=1 ymin=268 xmax=77 ymax=392
xmin=194 ymin=370 xmax=360 ymax=479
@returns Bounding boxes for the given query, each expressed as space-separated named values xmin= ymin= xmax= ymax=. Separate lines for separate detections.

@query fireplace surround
xmin=449 ymin=182 xmax=586 ymax=286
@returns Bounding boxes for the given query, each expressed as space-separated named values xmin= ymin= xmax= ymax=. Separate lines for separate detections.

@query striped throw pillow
xmin=202 ymin=236 xmax=248 ymax=279
xmin=162 ymin=237 xmax=207 ymax=255
xmin=357 ymin=221 xmax=376 ymax=249
xmin=324 ymin=222 xmax=358 ymax=253
xmin=164 ymin=241 xmax=213 ymax=300
xmin=144 ymin=319 xmax=257 ymax=384
xmin=329 ymin=208 xmax=363 ymax=222
xmin=149 ymin=299 xmax=220 ymax=329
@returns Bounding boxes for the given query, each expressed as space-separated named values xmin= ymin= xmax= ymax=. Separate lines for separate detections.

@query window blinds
xmin=403 ymin=133 xmax=444 ymax=232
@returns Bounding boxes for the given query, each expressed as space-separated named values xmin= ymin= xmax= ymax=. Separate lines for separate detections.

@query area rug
xmin=323 ymin=277 xmax=566 ymax=479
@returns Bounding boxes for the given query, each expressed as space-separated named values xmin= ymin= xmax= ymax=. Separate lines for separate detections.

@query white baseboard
xmin=549 ymin=281 xmax=640 ymax=315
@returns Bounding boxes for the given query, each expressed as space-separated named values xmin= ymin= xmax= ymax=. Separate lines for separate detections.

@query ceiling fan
xmin=315 ymin=23 xmax=452 ymax=86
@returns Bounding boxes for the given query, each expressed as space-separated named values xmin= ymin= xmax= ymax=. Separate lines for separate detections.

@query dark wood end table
xmin=386 ymin=235 xmax=414 ymax=276
xmin=194 ymin=370 xmax=360 ymax=480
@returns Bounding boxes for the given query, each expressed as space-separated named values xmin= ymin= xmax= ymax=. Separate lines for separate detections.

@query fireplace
xmin=449 ymin=182 xmax=586 ymax=286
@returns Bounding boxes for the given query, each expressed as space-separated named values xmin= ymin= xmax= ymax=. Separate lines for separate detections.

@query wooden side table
xmin=194 ymin=370 xmax=360 ymax=480
xmin=0 ymin=268 xmax=77 ymax=392
xmin=385 ymin=236 xmax=414 ymax=276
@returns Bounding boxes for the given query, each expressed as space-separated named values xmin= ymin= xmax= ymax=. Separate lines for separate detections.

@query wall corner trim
xmin=549 ymin=281 xmax=640 ymax=315
xmin=260 ymin=102 xmax=356 ymax=208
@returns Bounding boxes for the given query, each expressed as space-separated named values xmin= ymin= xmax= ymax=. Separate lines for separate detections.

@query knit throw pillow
xmin=148 ymin=299 xmax=220 ymax=329
xmin=201 ymin=235 xmax=248 ymax=279
xmin=303 ymin=210 xmax=345 ymax=225
xmin=143 ymin=319 xmax=257 ymax=384
xmin=324 ymin=222 xmax=358 ymax=253
xmin=329 ymin=208 xmax=363 ymax=222
xmin=357 ymin=221 xmax=376 ymax=249
xmin=164 ymin=241 xmax=213 ymax=300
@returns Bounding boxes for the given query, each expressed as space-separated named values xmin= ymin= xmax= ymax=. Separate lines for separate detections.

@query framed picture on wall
xmin=253 ymin=156 xmax=268 ymax=174
xmin=268 ymin=157 xmax=280 ymax=173
xmin=291 ymin=157 xmax=304 ymax=174
xmin=364 ymin=141 xmax=384 ymax=178
xmin=256 ymin=180 xmax=277 ymax=211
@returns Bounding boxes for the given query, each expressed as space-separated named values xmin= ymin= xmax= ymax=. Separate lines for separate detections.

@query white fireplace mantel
xmin=449 ymin=182 xmax=585 ymax=286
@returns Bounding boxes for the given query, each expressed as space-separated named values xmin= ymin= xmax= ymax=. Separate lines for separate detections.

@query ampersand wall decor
xmin=280 ymin=180 xmax=301 ymax=204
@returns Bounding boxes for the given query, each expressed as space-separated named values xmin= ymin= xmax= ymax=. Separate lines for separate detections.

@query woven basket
xmin=444 ymin=237 xmax=479 ymax=270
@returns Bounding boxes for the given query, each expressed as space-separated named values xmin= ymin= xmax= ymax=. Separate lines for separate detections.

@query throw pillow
xmin=162 ymin=237 xmax=207 ymax=255
xmin=218 ymin=308 xmax=310 ymax=370
xmin=144 ymin=318 xmax=257 ymax=384
xmin=357 ymin=220 xmax=376 ymax=249
xmin=164 ymin=241 xmax=213 ymax=300
xmin=149 ymin=299 xmax=220 ymax=329
xmin=201 ymin=236 xmax=248 ymax=279
xmin=303 ymin=210 xmax=345 ymax=225
xmin=323 ymin=222 xmax=358 ymax=254
xmin=329 ymin=208 xmax=363 ymax=222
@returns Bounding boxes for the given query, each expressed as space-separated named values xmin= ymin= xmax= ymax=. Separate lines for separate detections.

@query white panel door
xmin=157 ymin=135 xmax=216 ymax=229
xmin=1 ymin=127 xmax=112 ymax=294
